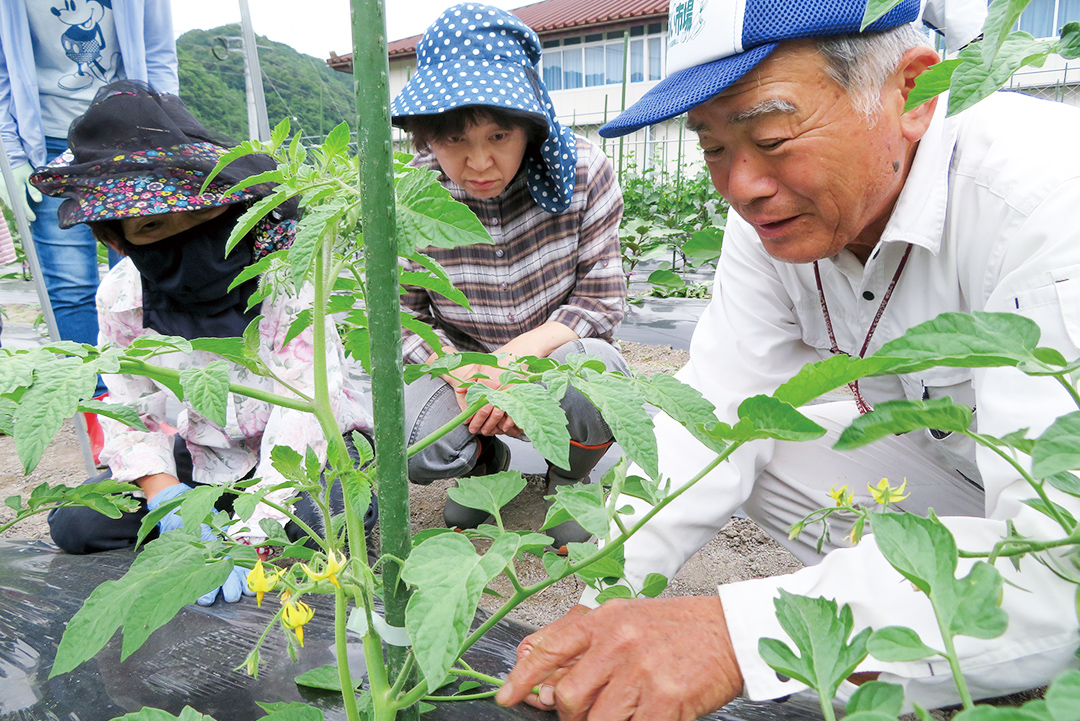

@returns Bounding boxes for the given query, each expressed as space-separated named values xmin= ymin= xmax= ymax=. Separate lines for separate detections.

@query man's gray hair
xmin=813 ymin=24 xmax=933 ymax=119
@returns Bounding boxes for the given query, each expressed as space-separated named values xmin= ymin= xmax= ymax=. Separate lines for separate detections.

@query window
xmin=540 ymin=22 xmax=667 ymax=89
xmin=1009 ymin=0 xmax=1080 ymax=38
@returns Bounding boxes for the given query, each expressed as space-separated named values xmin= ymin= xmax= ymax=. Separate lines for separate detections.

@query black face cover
xmin=120 ymin=204 xmax=261 ymax=340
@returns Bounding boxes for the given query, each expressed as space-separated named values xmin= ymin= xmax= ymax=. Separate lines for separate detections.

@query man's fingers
xmin=496 ymin=620 xmax=590 ymax=707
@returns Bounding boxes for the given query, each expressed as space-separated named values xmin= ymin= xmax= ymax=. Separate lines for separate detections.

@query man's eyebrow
xmin=727 ymin=99 xmax=797 ymax=125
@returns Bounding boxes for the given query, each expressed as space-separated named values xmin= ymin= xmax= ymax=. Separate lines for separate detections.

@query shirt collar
xmin=877 ymin=96 xmax=959 ymax=257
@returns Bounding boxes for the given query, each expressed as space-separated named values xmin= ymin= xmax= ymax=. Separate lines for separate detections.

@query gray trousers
xmin=406 ymin=338 xmax=629 ymax=483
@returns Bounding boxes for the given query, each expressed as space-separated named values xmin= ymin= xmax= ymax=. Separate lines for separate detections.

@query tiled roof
xmin=327 ymin=0 xmax=668 ymax=71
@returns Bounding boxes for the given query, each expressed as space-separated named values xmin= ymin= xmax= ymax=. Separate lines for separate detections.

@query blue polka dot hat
xmin=390 ymin=3 xmax=577 ymax=214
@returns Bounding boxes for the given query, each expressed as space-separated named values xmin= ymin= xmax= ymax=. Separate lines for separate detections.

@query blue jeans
xmin=30 ymin=137 xmax=116 ymax=394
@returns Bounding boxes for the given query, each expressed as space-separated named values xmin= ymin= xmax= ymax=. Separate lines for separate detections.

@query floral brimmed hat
xmin=30 ymin=81 xmax=280 ymax=228
xmin=390 ymin=3 xmax=577 ymax=214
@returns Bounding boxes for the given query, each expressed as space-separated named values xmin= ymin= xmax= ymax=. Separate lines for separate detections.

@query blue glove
xmin=146 ymin=483 xmax=253 ymax=606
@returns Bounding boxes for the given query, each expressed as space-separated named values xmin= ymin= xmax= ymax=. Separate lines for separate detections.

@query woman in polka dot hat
xmin=391 ymin=3 xmax=629 ymax=552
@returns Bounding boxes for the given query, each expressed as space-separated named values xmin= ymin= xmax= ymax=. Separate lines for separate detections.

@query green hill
xmin=176 ymin=25 xmax=355 ymax=143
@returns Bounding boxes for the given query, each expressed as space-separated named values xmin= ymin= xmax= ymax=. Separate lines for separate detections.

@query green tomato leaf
xmin=834 ymin=398 xmax=973 ymax=451
xmin=225 ymin=189 xmax=298 ymax=256
xmin=0 ymin=349 xmax=42 ymax=394
xmin=1022 ymin=498 xmax=1078 ymax=529
xmin=861 ymin=0 xmax=904 ymax=30
xmin=270 ymin=445 xmax=307 ymax=484
xmin=322 ymin=121 xmax=351 ymax=158
xmin=905 ymin=59 xmax=961 ymax=113
xmin=395 ymin=165 xmax=492 ymax=252
xmin=640 ymin=572 xmax=669 ymax=598
xmin=52 ymin=535 xmax=232 ymax=676
xmin=179 ymin=361 xmax=231 ymax=428
xmin=758 ymin=590 xmax=870 ymax=700
xmin=950 ymin=561 xmax=1008 ymax=640
xmin=14 ymin=356 xmax=97 ymax=473
xmin=636 ymin=374 xmax=725 ymax=453
xmin=1046 ymin=471 xmax=1080 ymax=499
xmin=866 ymin=626 xmax=939 ymax=662
xmin=77 ymin=399 xmax=147 ymax=431
xmin=949 ymin=35 xmax=1055 ymax=116
xmin=291 ymin=202 xmax=346 ymax=290
xmin=1046 ymin=669 xmax=1080 ymax=721
xmin=772 ymin=354 xmax=897 ymax=408
xmin=567 ymin=541 xmax=624 ymax=582
xmin=873 ymin=312 xmax=1041 ymax=373
xmin=1033 ymin=412 xmax=1080 ymax=479
xmin=542 ymin=481 xmax=610 ymax=538
xmin=981 ymin=0 xmax=1030 ymax=63
xmin=110 ymin=708 xmax=218 ymax=721
xmin=293 ymin=664 xmax=361 ymax=691
xmin=400 ymin=252 xmax=472 ymax=310
xmin=402 ymin=533 xmax=517 ymax=687
xmin=284 ymin=310 xmax=313 ymax=348
xmin=446 ymin=471 xmax=527 ymax=518
xmin=620 ymin=474 xmax=668 ymax=506
xmin=871 ymin=512 xmax=955 ymax=596
xmin=479 ymin=384 xmax=571 ymax=469
xmin=710 ymin=395 xmax=826 ymax=443
xmin=846 ymin=680 xmax=906 ymax=717
xmin=542 ymin=551 xmax=571 ymax=580
xmin=595 ymin=584 xmax=633 ymax=603
xmin=573 ymin=374 xmax=657 ymax=478
xmin=682 ymin=227 xmax=724 ymax=264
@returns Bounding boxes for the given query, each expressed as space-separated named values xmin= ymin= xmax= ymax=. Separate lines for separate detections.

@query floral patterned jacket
xmin=96 ymin=252 xmax=372 ymax=535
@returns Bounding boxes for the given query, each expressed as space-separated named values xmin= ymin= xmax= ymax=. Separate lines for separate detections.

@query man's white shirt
xmin=586 ymin=92 xmax=1080 ymax=706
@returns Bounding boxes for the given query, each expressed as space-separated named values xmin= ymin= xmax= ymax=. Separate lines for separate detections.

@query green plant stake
xmin=350 ymin=0 xmax=417 ymax=718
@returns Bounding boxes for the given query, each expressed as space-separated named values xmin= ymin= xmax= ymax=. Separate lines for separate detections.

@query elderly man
xmin=495 ymin=0 xmax=1080 ymax=719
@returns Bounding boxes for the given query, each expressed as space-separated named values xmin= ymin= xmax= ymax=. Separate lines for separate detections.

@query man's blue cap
xmin=599 ymin=0 xmax=922 ymax=138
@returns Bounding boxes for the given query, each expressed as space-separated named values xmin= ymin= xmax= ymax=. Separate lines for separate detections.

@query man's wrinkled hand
xmin=495 ymin=597 xmax=744 ymax=721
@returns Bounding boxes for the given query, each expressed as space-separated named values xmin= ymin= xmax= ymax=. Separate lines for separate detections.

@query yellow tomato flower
xmin=301 ymin=549 xmax=347 ymax=588
xmin=247 ymin=559 xmax=279 ymax=608
xmin=868 ymin=478 xmax=910 ymax=506
xmin=282 ymin=600 xmax=315 ymax=647
xmin=828 ymin=484 xmax=852 ymax=507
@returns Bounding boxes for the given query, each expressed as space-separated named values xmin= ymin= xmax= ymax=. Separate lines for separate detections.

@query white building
xmin=328 ymin=0 xmax=702 ymax=179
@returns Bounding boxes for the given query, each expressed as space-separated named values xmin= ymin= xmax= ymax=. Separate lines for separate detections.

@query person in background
xmin=0 ymin=0 xmax=178 ymax=453
xmin=32 ymin=82 xmax=376 ymax=605
xmin=390 ymin=3 xmax=628 ymax=553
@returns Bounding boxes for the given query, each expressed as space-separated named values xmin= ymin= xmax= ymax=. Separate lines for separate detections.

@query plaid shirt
xmin=400 ymin=136 xmax=626 ymax=364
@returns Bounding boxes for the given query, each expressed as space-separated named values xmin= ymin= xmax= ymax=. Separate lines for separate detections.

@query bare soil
xmin=0 ymin=339 xmax=804 ymax=628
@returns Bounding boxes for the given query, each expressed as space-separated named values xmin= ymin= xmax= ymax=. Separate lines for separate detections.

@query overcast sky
xmin=171 ymin=0 xmax=536 ymax=60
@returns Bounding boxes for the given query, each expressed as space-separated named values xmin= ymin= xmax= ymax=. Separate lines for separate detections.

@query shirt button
xmin=500 ymin=282 xmax=508 ymax=290
xmin=507 ymin=313 xmax=515 ymax=321
xmin=862 ymin=291 xmax=875 ymax=301
xmin=489 ymin=217 xmax=500 ymax=226
xmin=495 ymin=249 xmax=505 ymax=258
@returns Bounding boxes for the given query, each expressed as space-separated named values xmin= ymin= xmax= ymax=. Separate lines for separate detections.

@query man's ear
xmin=893 ymin=46 xmax=941 ymax=142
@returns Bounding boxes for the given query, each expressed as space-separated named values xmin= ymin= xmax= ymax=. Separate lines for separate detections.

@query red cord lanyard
xmin=813 ymin=243 xmax=913 ymax=414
